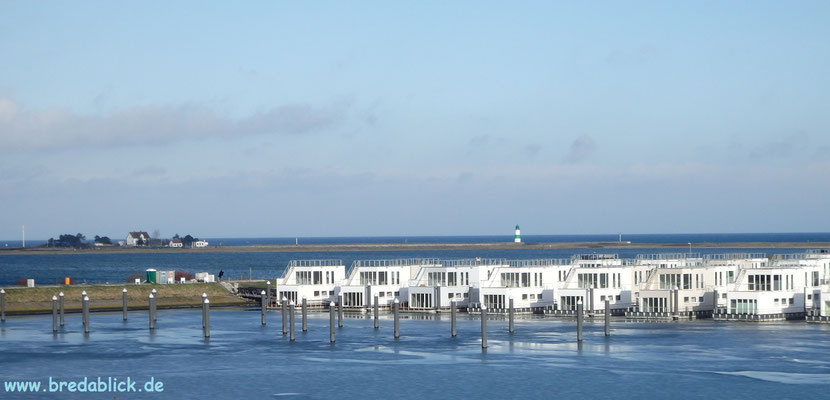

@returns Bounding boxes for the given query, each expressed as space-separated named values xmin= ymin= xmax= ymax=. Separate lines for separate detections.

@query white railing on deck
xmin=507 ymin=259 xmax=570 ymax=267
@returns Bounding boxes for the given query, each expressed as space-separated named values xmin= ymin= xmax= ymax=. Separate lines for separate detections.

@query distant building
xmin=169 ymin=238 xmax=183 ymax=248
xmin=126 ymin=232 xmax=150 ymax=246
xmin=514 ymin=225 xmax=521 ymax=243
xmin=193 ymin=240 xmax=209 ymax=248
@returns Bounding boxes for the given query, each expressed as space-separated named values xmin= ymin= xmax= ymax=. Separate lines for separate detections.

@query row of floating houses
xmin=267 ymin=249 xmax=830 ymax=322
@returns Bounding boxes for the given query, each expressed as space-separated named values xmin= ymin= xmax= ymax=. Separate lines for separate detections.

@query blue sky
xmin=1 ymin=1 xmax=829 ymax=240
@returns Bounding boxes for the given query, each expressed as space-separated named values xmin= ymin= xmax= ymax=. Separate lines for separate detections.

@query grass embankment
xmin=1 ymin=283 xmax=250 ymax=315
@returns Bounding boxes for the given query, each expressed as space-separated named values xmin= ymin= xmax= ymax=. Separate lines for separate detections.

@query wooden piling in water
xmin=203 ymin=298 xmax=210 ymax=338
xmin=577 ymin=300 xmax=583 ymax=342
xmin=393 ymin=298 xmax=400 ymax=339
xmin=82 ymin=296 xmax=90 ymax=334
xmin=281 ymin=297 xmax=287 ymax=335
xmin=508 ymin=296 xmax=515 ymax=334
xmin=151 ymin=289 xmax=157 ymax=321
xmin=481 ymin=305 xmax=488 ymax=349
xmin=451 ymin=299 xmax=457 ymax=337
xmin=329 ymin=301 xmax=335 ymax=343
xmin=149 ymin=294 xmax=155 ymax=330
xmin=122 ymin=289 xmax=128 ymax=321
xmin=605 ymin=299 xmax=610 ymax=336
xmin=52 ymin=296 xmax=58 ymax=332
xmin=302 ymin=297 xmax=308 ymax=332
xmin=373 ymin=295 xmax=379 ymax=329
xmin=260 ymin=290 xmax=266 ymax=326
xmin=338 ymin=295 xmax=344 ymax=328
xmin=59 ymin=292 xmax=65 ymax=326
xmin=201 ymin=293 xmax=207 ymax=328
xmin=81 ymin=291 xmax=87 ymax=327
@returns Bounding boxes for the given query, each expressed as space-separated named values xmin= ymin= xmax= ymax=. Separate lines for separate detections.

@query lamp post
xmin=688 ymin=242 xmax=692 ymax=256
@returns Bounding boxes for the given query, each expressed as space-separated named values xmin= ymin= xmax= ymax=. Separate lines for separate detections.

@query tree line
xmin=44 ymin=233 xmax=200 ymax=248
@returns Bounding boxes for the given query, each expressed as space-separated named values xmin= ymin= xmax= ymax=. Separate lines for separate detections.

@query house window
xmin=501 ymin=273 xmax=519 ymax=287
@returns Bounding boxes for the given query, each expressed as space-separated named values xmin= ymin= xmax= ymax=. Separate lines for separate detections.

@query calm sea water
xmin=1 ymin=310 xmax=829 ymax=399
xmin=6 ymin=232 xmax=830 ymax=248
xmin=0 ymin=246 xmax=824 ymax=286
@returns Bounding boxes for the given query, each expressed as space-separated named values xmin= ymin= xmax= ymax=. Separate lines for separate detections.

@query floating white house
xmin=274 ymin=260 xmax=346 ymax=305
xmin=267 ymin=250 xmax=830 ymax=321
xmin=339 ymin=258 xmax=438 ymax=309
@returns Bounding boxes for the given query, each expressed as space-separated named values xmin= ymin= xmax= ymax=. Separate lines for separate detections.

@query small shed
xmin=145 ymin=268 xmax=158 ymax=283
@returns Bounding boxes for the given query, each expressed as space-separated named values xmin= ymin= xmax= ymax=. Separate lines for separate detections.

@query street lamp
xmin=688 ymin=242 xmax=692 ymax=256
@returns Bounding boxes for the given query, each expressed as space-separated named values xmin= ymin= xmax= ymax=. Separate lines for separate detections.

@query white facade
xmin=193 ymin=240 xmax=209 ymax=248
xmin=267 ymin=250 xmax=830 ymax=320
xmin=126 ymin=232 xmax=149 ymax=246
xmin=275 ymin=260 xmax=346 ymax=305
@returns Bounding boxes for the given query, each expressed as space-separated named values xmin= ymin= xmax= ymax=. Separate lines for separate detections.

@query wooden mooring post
xmin=260 ymin=290 xmax=267 ymax=325
xmin=481 ymin=305 xmax=488 ymax=349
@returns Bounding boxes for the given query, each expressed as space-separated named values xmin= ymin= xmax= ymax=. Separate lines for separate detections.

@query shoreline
xmin=0 ymin=282 xmax=250 ymax=315
xmin=2 ymin=241 xmax=830 ymax=255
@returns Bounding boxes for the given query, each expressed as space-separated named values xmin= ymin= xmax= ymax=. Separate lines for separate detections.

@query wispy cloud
xmin=0 ymin=97 xmax=347 ymax=152
xmin=748 ymin=132 xmax=809 ymax=160
xmin=524 ymin=143 xmax=542 ymax=157
xmin=565 ymin=134 xmax=596 ymax=163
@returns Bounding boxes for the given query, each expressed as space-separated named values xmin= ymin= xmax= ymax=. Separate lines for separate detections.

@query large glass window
xmin=643 ymin=297 xmax=666 ymax=313
xmin=428 ymin=272 xmax=446 ymax=286
xmin=659 ymin=274 xmax=681 ymax=290
xmin=501 ymin=272 xmax=519 ymax=287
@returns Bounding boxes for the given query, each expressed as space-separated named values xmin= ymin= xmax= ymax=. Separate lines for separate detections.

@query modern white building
xmin=267 ymin=250 xmax=830 ymax=321
xmin=274 ymin=259 xmax=346 ymax=305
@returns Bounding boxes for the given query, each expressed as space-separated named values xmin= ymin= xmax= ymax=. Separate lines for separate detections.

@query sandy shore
xmin=2 ymin=241 xmax=829 ymax=255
